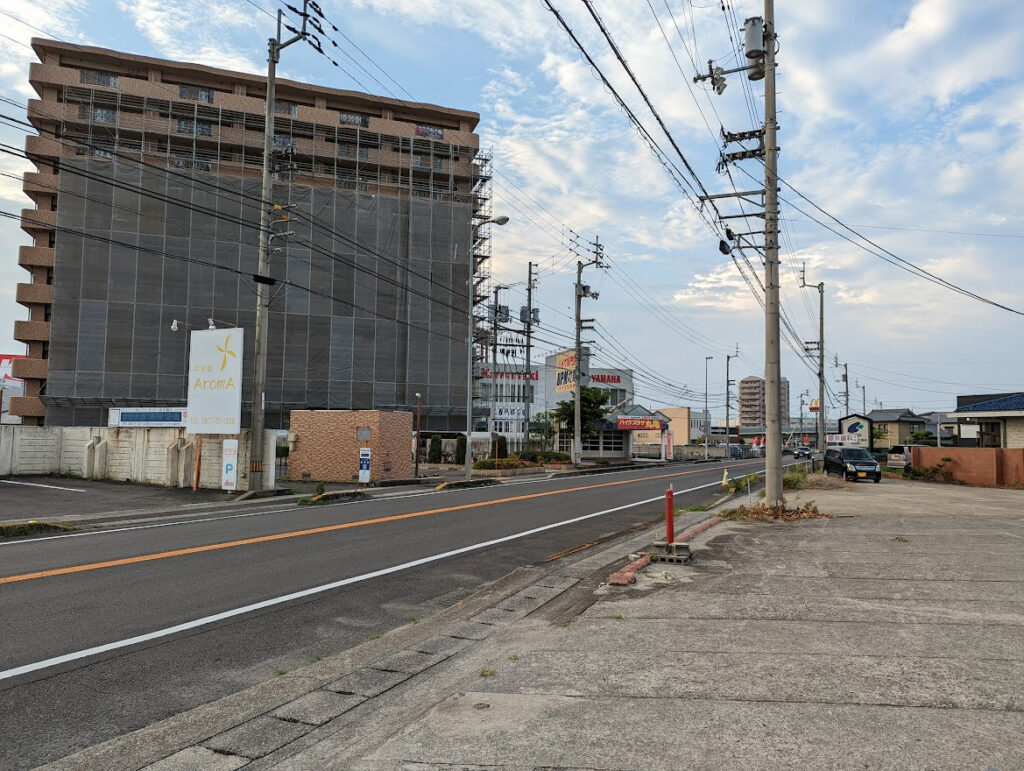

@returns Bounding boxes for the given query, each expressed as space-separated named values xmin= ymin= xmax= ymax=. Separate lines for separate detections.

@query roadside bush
xmin=455 ymin=434 xmax=467 ymax=465
xmin=726 ymin=473 xmax=760 ymax=494
xmin=427 ymin=435 xmax=442 ymax=463
xmin=473 ymin=458 xmax=540 ymax=470
xmin=720 ymin=500 xmax=829 ymax=522
xmin=783 ymin=463 xmax=808 ymax=490
xmin=493 ymin=435 xmax=509 ymax=459
xmin=519 ymin=450 xmax=571 ymax=464
xmin=903 ymin=457 xmax=955 ymax=483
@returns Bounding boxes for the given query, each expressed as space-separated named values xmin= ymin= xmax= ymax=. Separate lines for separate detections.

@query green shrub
xmin=455 ymin=434 xmax=467 ymax=465
xmin=473 ymin=458 xmax=539 ymax=470
xmin=493 ymin=434 xmax=508 ymax=459
xmin=427 ymin=435 xmax=442 ymax=463
xmin=783 ymin=463 xmax=808 ymax=490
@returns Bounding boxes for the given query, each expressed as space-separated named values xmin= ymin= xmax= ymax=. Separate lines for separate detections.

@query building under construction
xmin=738 ymin=375 xmax=790 ymax=428
xmin=11 ymin=39 xmax=494 ymax=430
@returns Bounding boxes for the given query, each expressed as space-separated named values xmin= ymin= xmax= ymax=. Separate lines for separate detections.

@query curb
xmin=607 ymin=554 xmax=652 ymax=585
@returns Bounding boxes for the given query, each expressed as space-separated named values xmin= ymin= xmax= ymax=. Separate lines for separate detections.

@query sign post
xmin=186 ymin=328 xmax=243 ymax=491
xmin=186 ymin=329 xmax=243 ymax=435
xmin=358 ymin=447 xmax=371 ymax=485
xmin=221 ymin=439 xmax=239 ymax=491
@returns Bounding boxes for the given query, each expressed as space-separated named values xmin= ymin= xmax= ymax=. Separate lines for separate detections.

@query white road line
xmin=0 ymin=478 xmax=725 ymax=682
xmin=0 ymin=479 xmax=86 ymax=492
xmin=0 ymin=463 xmax=761 ymax=546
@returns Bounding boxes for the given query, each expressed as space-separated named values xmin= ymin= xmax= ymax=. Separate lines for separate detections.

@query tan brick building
xmin=11 ymin=39 xmax=490 ymax=430
xmin=288 ymin=409 xmax=412 ymax=482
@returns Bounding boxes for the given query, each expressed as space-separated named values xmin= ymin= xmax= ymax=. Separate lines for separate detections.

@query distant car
xmin=793 ymin=446 xmax=812 ymax=459
xmin=886 ymin=444 xmax=929 ymax=469
xmin=824 ymin=446 xmax=881 ymax=482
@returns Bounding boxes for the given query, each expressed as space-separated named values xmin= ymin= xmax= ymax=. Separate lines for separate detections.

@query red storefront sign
xmin=617 ymin=417 xmax=663 ymax=431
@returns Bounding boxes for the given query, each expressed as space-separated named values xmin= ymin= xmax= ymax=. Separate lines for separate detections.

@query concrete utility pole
xmin=704 ymin=355 xmax=713 ymax=460
xmin=249 ymin=3 xmax=308 ymax=492
xmin=843 ymin=361 xmax=850 ymax=415
xmin=489 ymin=285 xmax=503 ymax=439
xmin=800 ymin=264 xmax=826 ymax=456
xmin=762 ymin=0 xmax=783 ymax=505
xmin=724 ymin=345 xmax=738 ymax=449
xmin=464 ymin=216 xmax=508 ymax=481
xmin=522 ymin=262 xmax=537 ymax=452
xmin=799 ymin=390 xmax=808 ymax=439
xmin=573 ymin=237 xmax=603 ymax=466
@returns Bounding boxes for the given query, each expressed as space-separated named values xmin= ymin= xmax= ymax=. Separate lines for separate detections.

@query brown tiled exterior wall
xmin=13 ymin=38 xmax=484 ymax=426
xmin=288 ymin=410 xmax=412 ymax=482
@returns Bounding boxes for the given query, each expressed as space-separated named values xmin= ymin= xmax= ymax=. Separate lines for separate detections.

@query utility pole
xmin=799 ymin=390 xmax=808 ymax=439
xmin=573 ymin=237 xmax=603 ymax=466
xmin=724 ymin=345 xmax=738 ymax=450
xmin=843 ymin=361 xmax=849 ymax=415
xmin=800 ymin=264 xmax=826 ymax=457
xmin=521 ymin=262 xmax=538 ymax=452
xmin=489 ymin=286 xmax=505 ymax=439
xmin=249 ymin=4 xmax=307 ymax=492
xmin=761 ymin=0 xmax=782 ymax=505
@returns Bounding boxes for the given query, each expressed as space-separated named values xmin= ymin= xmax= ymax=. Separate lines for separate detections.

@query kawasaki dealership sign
xmin=186 ymin=329 xmax=243 ymax=434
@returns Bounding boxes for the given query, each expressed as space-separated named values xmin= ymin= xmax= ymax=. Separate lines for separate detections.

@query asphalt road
xmin=0 ymin=460 xmax=764 ymax=768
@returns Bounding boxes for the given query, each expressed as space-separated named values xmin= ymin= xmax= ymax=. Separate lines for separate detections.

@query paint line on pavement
xmin=0 ymin=463 xmax=752 ymax=547
xmin=0 ymin=462 xmax=763 ymax=583
xmin=0 ymin=479 xmax=86 ymax=492
xmin=0 ymin=478 xmax=726 ymax=682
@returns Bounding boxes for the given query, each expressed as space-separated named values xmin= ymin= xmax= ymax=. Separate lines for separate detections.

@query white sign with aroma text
xmin=187 ymin=329 xmax=243 ymax=435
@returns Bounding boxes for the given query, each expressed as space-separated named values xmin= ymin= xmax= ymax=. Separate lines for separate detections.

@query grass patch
xmin=479 ymin=667 xmax=496 ymax=678
xmin=726 ymin=473 xmax=760 ymax=494
xmin=800 ymin=472 xmax=847 ymax=490
xmin=0 ymin=521 xmax=78 ymax=539
xmin=676 ymin=503 xmax=709 ymax=512
xmin=720 ymin=500 xmax=830 ymax=522
xmin=783 ymin=463 xmax=808 ymax=490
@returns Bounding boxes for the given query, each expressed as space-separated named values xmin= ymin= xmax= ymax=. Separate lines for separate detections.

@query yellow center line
xmin=0 ymin=461 xmax=762 ymax=585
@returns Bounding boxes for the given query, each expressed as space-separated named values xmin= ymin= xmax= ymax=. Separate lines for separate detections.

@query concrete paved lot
xmin=0 ymin=475 xmax=235 ymax=523
xmin=40 ymin=478 xmax=1024 ymax=769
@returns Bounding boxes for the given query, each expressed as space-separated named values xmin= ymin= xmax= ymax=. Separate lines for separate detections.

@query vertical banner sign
xmin=666 ymin=431 xmax=674 ymax=460
xmin=358 ymin=447 xmax=372 ymax=484
xmin=554 ymin=349 xmax=578 ymax=393
xmin=186 ymin=329 xmax=243 ymax=434
xmin=221 ymin=439 xmax=239 ymax=490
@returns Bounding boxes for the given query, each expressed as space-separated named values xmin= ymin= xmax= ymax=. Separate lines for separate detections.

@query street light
xmin=414 ymin=392 xmax=422 ymax=478
xmin=704 ymin=355 xmax=713 ymax=461
xmin=465 ymin=215 xmax=509 ymax=481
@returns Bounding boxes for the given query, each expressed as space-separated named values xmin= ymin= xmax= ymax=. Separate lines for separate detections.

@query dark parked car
xmin=793 ymin=446 xmax=812 ymax=459
xmin=824 ymin=446 xmax=881 ymax=482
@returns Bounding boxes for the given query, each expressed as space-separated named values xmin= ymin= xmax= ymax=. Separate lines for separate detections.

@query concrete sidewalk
xmin=44 ymin=479 xmax=1024 ymax=770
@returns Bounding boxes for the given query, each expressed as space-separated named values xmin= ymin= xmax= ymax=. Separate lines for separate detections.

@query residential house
xmin=865 ymin=408 xmax=926 ymax=449
xmin=952 ymin=393 xmax=1024 ymax=449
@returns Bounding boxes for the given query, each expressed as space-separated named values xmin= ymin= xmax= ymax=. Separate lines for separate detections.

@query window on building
xmin=80 ymin=69 xmax=118 ymax=88
xmin=176 ymin=119 xmax=213 ymax=136
xmin=338 ymin=143 xmax=369 ymax=159
xmin=274 ymin=99 xmax=297 ymax=116
xmin=338 ymin=111 xmax=370 ymax=127
xmin=46 ymin=268 xmax=53 ymax=285
xmin=79 ymin=104 xmax=117 ymax=124
xmin=173 ymin=154 xmax=212 ymax=171
xmin=603 ymin=432 xmax=624 ymax=452
xmin=582 ymin=435 xmax=601 ymax=451
xmin=178 ymin=84 xmax=214 ymax=103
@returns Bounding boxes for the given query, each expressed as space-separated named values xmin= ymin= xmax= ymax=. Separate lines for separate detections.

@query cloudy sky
xmin=1 ymin=0 xmax=1022 ymax=418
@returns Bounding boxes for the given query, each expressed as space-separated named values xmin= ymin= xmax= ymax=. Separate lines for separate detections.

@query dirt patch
xmin=720 ymin=500 xmax=829 ymax=522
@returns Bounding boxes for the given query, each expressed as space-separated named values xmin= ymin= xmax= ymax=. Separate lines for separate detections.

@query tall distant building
xmin=738 ymin=375 xmax=790 ymax=428
xmin=11 ymin=39 xmax=490 ymax=429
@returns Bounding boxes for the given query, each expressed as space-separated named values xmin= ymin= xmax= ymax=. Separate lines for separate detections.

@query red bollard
xmin=665 ymin=485 xmax=675 ymax=544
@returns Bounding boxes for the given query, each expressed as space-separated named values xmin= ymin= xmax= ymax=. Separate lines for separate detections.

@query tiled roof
xmin=955 ymin=393 xmax=1024 ymax=413
xmin=866 ymin=408 xmax=925 ymax=422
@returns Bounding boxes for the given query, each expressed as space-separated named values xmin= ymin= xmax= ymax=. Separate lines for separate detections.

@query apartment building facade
xmin=11 ymin=39 xmax=489 ymax=429
xmin=738 ymin=375 xmax=790 ymax=428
